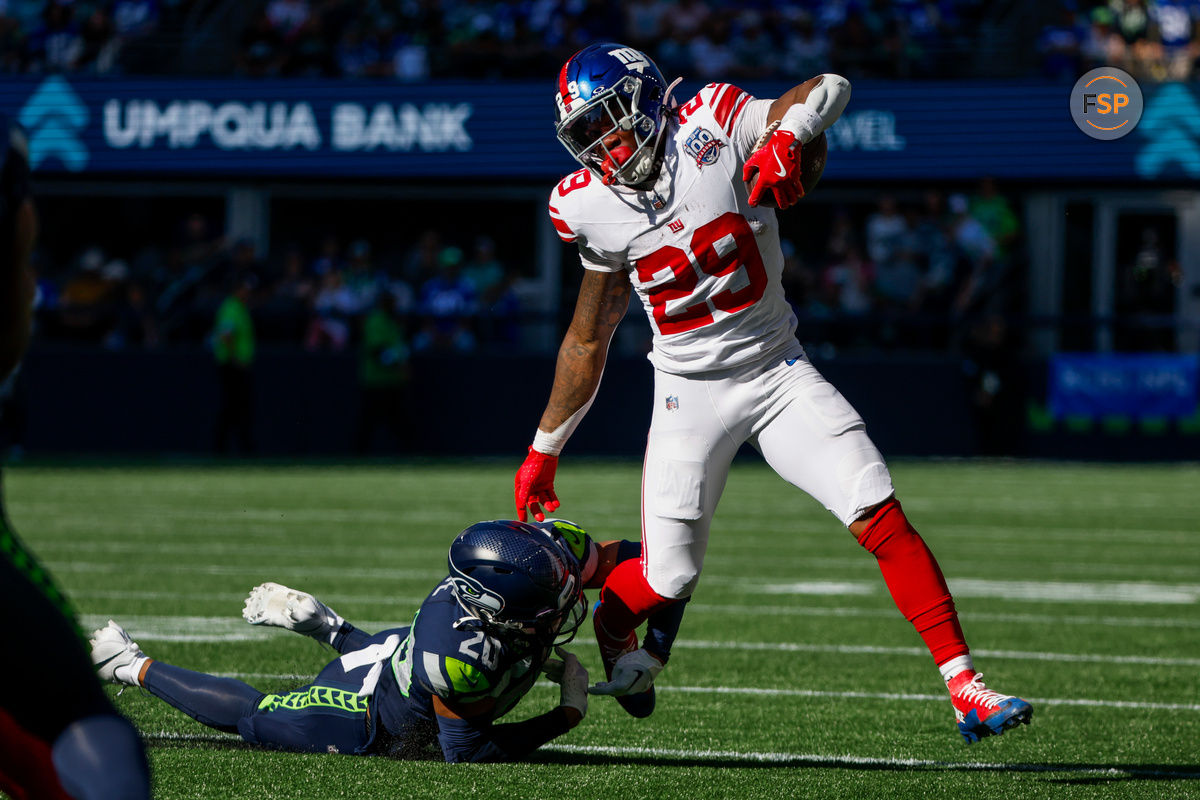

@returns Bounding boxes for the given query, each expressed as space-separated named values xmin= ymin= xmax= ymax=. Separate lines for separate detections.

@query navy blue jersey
xmin=368 ymin=520 xmax=597 ymax=760
xmin=372 ymin=578 xmax=547 ymax=749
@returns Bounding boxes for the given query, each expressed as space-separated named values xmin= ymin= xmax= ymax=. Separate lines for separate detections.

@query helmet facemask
xmin=451 ymin=583 xmax=583 ymax=648
xmin=552 ymin=595 xmax=587 ymax=645
xmin=556 ymin=74 xmax=667 ymax=187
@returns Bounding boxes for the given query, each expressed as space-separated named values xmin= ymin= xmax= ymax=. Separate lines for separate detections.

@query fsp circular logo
xmin=1070 ymin=67 xmax=1143 ymax=140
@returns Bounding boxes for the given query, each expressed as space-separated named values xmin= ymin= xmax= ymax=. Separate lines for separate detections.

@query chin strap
xmin=611 ymin=77 xmax=684 ymax=187
xmin=662 ymin=76 xmax=683 ymax=110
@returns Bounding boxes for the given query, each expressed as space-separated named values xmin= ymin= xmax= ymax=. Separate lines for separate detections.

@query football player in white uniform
xmin=514 ymin=43 xmax=1032 ymax=743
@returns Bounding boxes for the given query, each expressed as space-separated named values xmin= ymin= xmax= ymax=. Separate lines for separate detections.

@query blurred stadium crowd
xmin=35 ymin=219 xmax=522 ymax=355
xmin=2 ymin=0 xmax=990 ymax=79
xmin=30 ymin=181 xmax=1022 ymax=357
xmin=1039 ymin=0 xmax=1200 ymax=81
xmin=5 ymin=0 xmax=1194 ymax=82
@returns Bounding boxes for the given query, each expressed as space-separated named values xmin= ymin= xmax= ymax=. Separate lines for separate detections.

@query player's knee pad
xmin=833 ymin=429 xmax=894 ymax=527
xmin=643 ymin=558 xmax=698 ymax=601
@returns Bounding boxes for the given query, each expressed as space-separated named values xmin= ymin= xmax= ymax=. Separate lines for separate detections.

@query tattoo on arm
xmin=539 ymin=271 xmax=630 ymax=431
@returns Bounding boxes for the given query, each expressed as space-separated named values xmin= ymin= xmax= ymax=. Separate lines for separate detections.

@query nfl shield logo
xmin=665 ymin=395 xmax=679 ymax=411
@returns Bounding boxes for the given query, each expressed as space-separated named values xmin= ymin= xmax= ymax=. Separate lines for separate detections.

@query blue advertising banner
xmin=1049 ymin=354 xmax=1200 ymax=419
xmin=3 ymin=76 xmax=1199 ymax=180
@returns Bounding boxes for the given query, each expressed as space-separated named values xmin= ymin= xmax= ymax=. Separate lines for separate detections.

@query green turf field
xmin=5 ymin=460 xmax=1199 ymax=799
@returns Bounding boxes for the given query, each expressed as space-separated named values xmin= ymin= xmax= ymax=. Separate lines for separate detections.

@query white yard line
xmin=674 ymin=640 xmax=1200 ymax=667
xmin=199 ymin=673 xmax=1200 ymax=713
xmin=687 ymin=603 xmax=1200 ymax=629
xmin=752 ymin=578 xmax=1200 ymax=605
xmin=70 ymin=591 xmax=1200 ymax=630
xmin=78 ymin=614 xmax=410 ymax=640
xmin=657 ymin=685 xmax=1200 ymax=712
xmin=80 ymin=614 xmax=1200 ymax=667
xmin=56 ymin=566 xmax=1200 ymax=604
xmin=52 ymin=562 xmax=441 ymax=581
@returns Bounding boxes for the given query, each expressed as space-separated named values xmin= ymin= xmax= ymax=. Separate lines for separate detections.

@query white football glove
xmin=243 ymin=582 xmax=343 ymax=643
xmin=589 ymin=647 xmax=663 ymax=696
xmin=543 ymin=646 xmax=588 ymax=719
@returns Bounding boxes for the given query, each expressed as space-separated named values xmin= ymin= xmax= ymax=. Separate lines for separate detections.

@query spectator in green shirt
xmin=356 ymin=291 xmax=411 ymax=454
xmin=969 ymin=177 xmax=1020 ymax=262
xmin=212 ymin=275 xmax=256 ymax=455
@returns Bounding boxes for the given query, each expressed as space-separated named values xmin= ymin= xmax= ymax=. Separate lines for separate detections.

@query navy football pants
xmin=144 ymin=627 xmax=407 ymax=755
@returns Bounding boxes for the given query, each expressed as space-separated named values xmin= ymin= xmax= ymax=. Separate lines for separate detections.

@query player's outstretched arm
xmin=432 ymin=648 xmax=588 ymax=762
xmin=516 ymin=270 xmax=631 ymax=521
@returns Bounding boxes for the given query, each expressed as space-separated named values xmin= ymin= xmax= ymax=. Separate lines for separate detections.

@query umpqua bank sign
xmin=14 ymin=75 xmax=477 ymax=177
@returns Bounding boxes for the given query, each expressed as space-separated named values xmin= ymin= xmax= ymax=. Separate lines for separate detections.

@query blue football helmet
xmin=447 ymin=520 xmax=584 ymax=646
xmin=554 ymin=43 xmax=677 ymax=186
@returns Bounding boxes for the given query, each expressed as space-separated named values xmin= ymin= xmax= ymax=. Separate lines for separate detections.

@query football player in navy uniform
xmin=91 ymin=519 xmax=666 ymax=762
xmin=0 ymin=115 xmax=152 ymax=798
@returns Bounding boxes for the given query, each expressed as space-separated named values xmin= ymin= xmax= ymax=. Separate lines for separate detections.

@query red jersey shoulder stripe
xmin=548 ymin=206 xmax=576 ymax=242
xmin=725 ymin=92 xmax=751 ymax=135
xmin=711 ymin=83 xmax=749 ymax=133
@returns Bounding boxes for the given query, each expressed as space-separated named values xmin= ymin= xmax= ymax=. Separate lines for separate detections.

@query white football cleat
xmin=243 ymin=582 xmax=343 ymax=642
xmin=90 ymin=620 xmax=148 ymax=687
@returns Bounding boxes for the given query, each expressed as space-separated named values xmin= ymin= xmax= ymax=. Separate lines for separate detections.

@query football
xmin=746 ymin=130 xmax=828 ymax=208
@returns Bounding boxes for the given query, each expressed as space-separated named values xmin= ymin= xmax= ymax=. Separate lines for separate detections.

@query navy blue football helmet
xmin=554 ymin=43 xmax=678 ymax=186
xmin=447 ymin=520 xmax=584 ymax=645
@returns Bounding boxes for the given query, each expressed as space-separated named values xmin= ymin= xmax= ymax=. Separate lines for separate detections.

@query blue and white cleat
xmin=948 ymin=671 xmax=1033 ymax=743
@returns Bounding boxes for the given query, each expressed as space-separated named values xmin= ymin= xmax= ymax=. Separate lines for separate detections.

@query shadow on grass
xmin=143 ymin=733 xmax=1200 ymax=784
xmin=532 ymin=750 xmax=1200 ymax=783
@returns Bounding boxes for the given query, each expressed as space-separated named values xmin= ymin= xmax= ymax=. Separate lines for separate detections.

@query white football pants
xmin=641 ymin=348 xmax=895 ymax=599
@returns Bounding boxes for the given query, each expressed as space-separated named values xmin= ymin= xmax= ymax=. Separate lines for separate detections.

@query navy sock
xmin=143 ymin=662 xmax=265 ymax=733
xmin=331 ymin=622 xmax=373 ymax=654
xmin=51 ymin=714 xmax=150 ymax=800
xmin=644 ymin=596 xmax=688 ymax=661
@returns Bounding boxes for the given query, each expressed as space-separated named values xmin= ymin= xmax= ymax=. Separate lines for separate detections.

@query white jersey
xmin=549 ymin=83 xmax=799 ymax=375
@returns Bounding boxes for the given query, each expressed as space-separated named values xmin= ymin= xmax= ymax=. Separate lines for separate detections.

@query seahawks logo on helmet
xmin=447 ymin=574 xmax=504 ymax=616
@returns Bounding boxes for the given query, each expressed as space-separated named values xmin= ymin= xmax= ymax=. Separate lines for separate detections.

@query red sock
xmin=855 ymin=499 xmax=969 ymax=666
xmin=594 ymin=557 xmax=673 ymax=638
xmin=0 ymin=709 xmax=72 ymax=800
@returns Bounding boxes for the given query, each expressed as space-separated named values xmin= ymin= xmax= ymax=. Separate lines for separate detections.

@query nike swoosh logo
xmin=785 ymin=357 xmax=799 ymax=366
xmin=630 ymin=668 xmax=647 ymax=688
xmin=771 ymin=148 xmax=787 ymax=178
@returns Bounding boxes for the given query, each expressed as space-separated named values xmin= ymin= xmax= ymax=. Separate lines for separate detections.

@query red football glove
xmin=742 ymin=128 xmax=804 ymax=209
xmin=514 ymin=446 xmax=560 ymax=522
